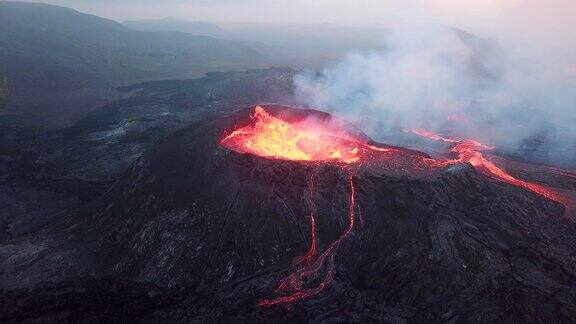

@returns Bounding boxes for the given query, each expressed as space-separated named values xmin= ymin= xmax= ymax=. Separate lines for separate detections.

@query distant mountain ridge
xmin=124 ymin=18 xmax=225 ymax=37
xmin=124 ymin=18 xmax=493 ymax=74
xmin=0 ymin=1 xmax=271 ymax=129
xmin=123 ymin=18 xmax=388 ymax=49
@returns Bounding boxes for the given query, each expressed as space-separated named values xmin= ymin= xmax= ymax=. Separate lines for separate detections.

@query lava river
xmin=220 ymin=106 xmax=566 ymax=307
xmin=410 ymin=129 xmax=565 ymax=204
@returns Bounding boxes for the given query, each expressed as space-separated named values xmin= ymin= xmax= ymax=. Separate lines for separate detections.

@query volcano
xmin=218 ymin=105 xmax=571 ymax=308
xmin=4 ymin=104 xmax=575 ymax=322
xmin=44 ymin=104 xmax=569 ymax=322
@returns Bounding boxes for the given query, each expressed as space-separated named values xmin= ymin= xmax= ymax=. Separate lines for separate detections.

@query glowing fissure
xmin=302 ymin=176 xmax=317 ymax=266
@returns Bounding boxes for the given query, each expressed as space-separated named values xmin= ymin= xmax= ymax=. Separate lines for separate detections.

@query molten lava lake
xmin=220 ymin=105 xmax=394 ymax=165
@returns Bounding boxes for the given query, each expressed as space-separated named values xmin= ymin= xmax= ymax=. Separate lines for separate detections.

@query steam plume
xmin=294 ymin=25 xmax=576 ymax=166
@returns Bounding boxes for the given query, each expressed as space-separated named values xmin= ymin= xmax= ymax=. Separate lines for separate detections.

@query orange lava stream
xmin=411 ymin=130 xmax=564 ymax=204
xmin=301 ymin=176 xmax=318 ymax=266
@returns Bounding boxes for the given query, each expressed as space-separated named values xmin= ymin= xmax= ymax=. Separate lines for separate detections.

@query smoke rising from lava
xmin=294 ymin=25 xmax=576 ymax=167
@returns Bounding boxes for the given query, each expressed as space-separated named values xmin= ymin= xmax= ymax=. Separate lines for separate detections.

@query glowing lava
xmin=221 ymin=106 xmax=393 ymax=164
xmin=411 ymin=129 xmax=564 ymax=204
xmin=258 ymin=173 xmax=357 ymax=307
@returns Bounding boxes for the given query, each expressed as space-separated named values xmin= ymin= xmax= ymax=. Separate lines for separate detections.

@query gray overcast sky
xmin=10 ymin=0 xmax=576 ymax=49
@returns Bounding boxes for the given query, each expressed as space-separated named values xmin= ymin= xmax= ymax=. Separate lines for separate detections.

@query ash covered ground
xmin=1 ymin=67 xmax=576 ymax=323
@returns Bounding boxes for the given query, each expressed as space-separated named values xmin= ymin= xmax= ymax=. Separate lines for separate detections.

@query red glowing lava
xmin=410 ymin=129 xmax=564 ymax=204
xmin=302 ymin=176 xmax=317 ymax=266
xmin=221 ymin=106 xmax=394 ymax=164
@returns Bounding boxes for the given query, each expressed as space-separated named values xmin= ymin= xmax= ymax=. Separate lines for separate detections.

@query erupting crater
xmin=219 ymin=105 xmax=567 ymax=308
xmin=221 ymin=105 xmax=394 ymax=165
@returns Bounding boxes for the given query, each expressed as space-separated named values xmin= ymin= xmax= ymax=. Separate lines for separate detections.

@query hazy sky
xmin=12 ymin=0 xmax=576 ymax=51
xmin=11 ymin=1 xmax=573 ymax=29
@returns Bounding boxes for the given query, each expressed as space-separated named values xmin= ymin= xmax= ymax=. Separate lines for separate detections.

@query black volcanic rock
xmin=0 ymin=67 xmax=296 ymax=188
xmin=18 ymin=104 xmax=569 ymax=322
xmin=0 ymin=69 xmax=296 ymax=292
xmin=54 ymin=67 xmax=297 ymax=182
xmin=0 ymin=278 xmax=184 ymax=323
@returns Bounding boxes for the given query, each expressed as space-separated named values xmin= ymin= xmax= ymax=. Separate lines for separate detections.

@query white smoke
xmin=294 ymin=25 xmax=576 ymax=166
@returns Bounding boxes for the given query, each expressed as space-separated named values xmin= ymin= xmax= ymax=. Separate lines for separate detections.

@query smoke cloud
xmin=294 ymin=25 xmax=576 ymax=166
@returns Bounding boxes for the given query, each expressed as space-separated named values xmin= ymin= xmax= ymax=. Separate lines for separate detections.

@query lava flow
xmin=410 ymin=129 xmax=565 ymax=204
xmin=257 ymin=173 xmax=357 ymax=307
